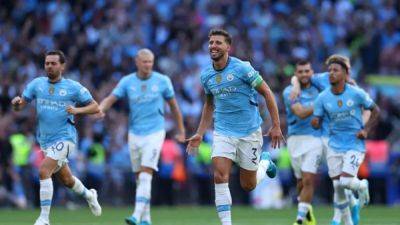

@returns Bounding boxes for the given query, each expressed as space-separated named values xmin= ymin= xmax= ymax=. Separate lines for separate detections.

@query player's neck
xmin=301 ymin=82 xmax=311 ymax=89
xmin=137 ymin=71 xmax=152 ymax=80
xmin=213 ymin=55 xmax=229 ymax=71
xmin=48 ymin=76 xmax=62 ymax=83
xmin=331 ymin=82 xmax=346 ymax=95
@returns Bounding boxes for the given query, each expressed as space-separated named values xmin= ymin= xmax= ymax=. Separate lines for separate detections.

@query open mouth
xmin=210 ymin=49 xmax=219 ymax=54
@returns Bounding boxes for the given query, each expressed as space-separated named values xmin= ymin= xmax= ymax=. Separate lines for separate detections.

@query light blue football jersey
xmin=112 ymin=71 xmax=174 ymax=135
xmin=22 ymin=77 xmax=93 ymax=148
xmin=200 ymin=57 xmax=263 ymax=137
xmin=313 ymin=84 xmax=375 ymax=152
xmin=311 ymin=72 xmax=330 ymax=91
xmin=283 ymin=85 xmax=321 ymax=137
xmin=310 ymin=72 xmax=330 ymax=136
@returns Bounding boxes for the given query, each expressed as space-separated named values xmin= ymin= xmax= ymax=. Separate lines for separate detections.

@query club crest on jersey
xmin=59 ymin=89 xmax=67 ymax=96
xmin=49 ymin=85 xmax=55 ymax=95
xmin=337 ymin=100 xmax=343 ymax=107
xmin=227 ymin=74 xmax=234 ymax=81
xmin=151 ymin=85 xmax=159 ymax=92
xmin=141 ymin=84 xmax=147 ymax=92
xmin=215 ymin=74 xmax=222 ymax=84
xmin=346 ymin=99 xmax=354 ymax=107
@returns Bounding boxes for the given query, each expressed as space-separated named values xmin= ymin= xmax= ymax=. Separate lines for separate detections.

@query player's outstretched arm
xmin=67 ymin=100 xmax=100 ymax=115
xmin=362 ymin=109 xmax=371 ymax=124
xmin=291 ymin=103 xmax=313 ymax=119
xmin=92 ymin=94 xmax=118 ymax=119
xmin=256 ymin=81 xmax=284 ymax=148
xmin=357 ymin=105 xmax=380 ymax=139
xmin=99 ymin=95 xmax=118 ymax=113
xmin=11 ymin=96 xmax=28 ymax=111
xmin=290 ymin=76 xmax=301 ymax=100
xmin=186 ymin=94 xmax=214 ymax=155
xmin=167 ymin=98 xmax=186 ymax=143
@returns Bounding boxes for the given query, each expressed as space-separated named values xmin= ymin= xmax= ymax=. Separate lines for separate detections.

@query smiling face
xmin=208 ymin=35 xmax=230 ymax=62
xmin=295 ymin=63 xmax=313 ymax=86
xmin=45 ymin=55 xmax=65 ymax=80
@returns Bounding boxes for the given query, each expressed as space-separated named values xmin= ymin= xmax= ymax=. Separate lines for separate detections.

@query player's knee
xmin=332 ymin=179 xmax=340 ymax=189
xmin=240 ymin=180 xmax=256 ymax=192
xmin=214 ymin=171 xmax=229 ymax=183
xmin=39 ymin=167 xmax=52 ymax=179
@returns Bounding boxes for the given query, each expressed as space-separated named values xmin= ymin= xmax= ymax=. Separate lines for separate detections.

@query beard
xmin=299 ymin=78 xmax=310 ymax=86
xmin=209 ymin=49 xmax=225 ymax=61
xmin=46 ymin=70 xmax=61 ymax=80
xmin=210 ymin=52 xmax=224 ymax=61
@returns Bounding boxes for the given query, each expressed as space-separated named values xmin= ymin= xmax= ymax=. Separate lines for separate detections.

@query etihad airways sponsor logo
xmin=211 ymin=86 xmax=237 ymax=97
xmin=37 ymin=98 xmax=72 ymax=110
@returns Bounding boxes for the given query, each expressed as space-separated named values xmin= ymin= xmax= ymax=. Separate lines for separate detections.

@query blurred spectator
xmin=154 ymin=136 xmax=185 ymax=205
xmin=84 ymin=132 xmax=106 ymax=195
xmin=187 ymin=140 xmax=213 ymax=205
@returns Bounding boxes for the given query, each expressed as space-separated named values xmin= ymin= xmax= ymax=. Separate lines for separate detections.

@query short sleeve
xmin=239 ymin=62 xmax=263 ymax=88
xmin=357 ymin=88 xmax=374 ymax=109
xmin=313 ymin=94 xmax=324 ymax=117
xmin=22 ymin=79 xmax=37 ymax=102
xmin=162 ymin=77 xmax=175 ymax=100
xmin=311 ymin=72 xmax=330 ymax=90
xmin=75 ymin=83 xmax=93 ymax=105
xmin=111 ymin=78 xmax=127 ymax=99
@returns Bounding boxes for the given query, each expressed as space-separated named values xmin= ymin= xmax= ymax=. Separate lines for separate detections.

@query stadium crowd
xmin=1 ymin=0 xmax=400 ymax=208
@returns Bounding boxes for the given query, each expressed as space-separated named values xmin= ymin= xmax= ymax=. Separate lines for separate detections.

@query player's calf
xmin=132 ymin=172 xmax=152 ymax=220
xmin=240 ymin=180 xmax=256 ymax=192
xmin=295 ymin=173 xmax=316 ymax=225
xmin=36 ymin=178 xmax=53 ymax=225
xmin=339 ymin=176 xmax=369 ymax=206
xmin=346 ymin=189 xmax=360 ymax=225
xmin=57 ymin=174 xmax=75 ymax=188
xmin=239 ymin=167 xmax=258 ymax=192
xmin=215 ymin=183 xmax=232 ymax=225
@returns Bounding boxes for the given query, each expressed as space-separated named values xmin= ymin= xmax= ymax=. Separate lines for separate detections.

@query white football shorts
xmin=43 ymin=140 xmax=75 ymax=172
xmin=326 ymin=148 xmax=365 ymax=178
xmin=287 ymin=135 xmax=323 ymax=178
xmin=128 ymin=130 xmax=166 ymax=172
xmin=321 ymin=136 xmax=329 ymax=154
xmin=212 ymin=128 xmax=263 ymax=171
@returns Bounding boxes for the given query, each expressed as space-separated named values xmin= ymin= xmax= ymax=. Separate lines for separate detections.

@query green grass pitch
xmin=0 ymin=206 xmax=398 ymax=225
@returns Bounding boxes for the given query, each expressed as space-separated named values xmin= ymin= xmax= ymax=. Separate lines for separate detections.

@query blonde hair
xmin=325 ymin=54 xmax=351 ymax=70
xmin=136 ymin=48 xmax=154 ymax=59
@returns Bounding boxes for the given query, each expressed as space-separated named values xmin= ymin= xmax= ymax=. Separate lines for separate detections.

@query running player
xmin=98 ymin=48 xmax=185 ymax=225
xmin=283 ymin=60 xmax=322 ymax=225
xmin=186 ymin=29 xmax=282 ymax=225
xmin=312 ymin=56 xmax=380 ymax=225
xmin=290 ymin=55 xmax=369 ymax=225
xmin=11 ymin=50 xmax=102 ymax=225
